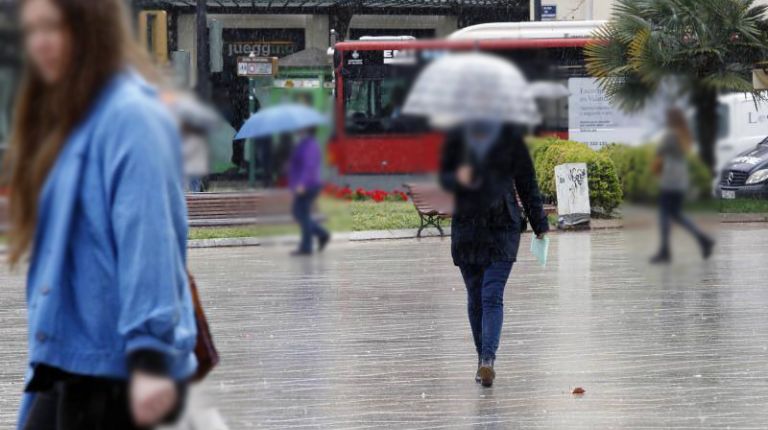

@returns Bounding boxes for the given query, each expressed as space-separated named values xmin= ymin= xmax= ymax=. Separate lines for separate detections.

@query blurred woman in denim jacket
xmin=7 ymin=0 xmax=196 ymax=428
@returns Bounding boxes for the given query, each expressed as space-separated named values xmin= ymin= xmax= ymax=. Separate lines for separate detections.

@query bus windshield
xmin=344 ymin=76 xmax=429 ymax=135
xmin=338 ymin=46 xmax=585 ymax=135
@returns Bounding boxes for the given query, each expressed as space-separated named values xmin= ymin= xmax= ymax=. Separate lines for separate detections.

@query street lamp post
xmin=196 ymin=0 xmax=210 ymax=98
xmin=247 ymin=51 xmax=257 ymax=187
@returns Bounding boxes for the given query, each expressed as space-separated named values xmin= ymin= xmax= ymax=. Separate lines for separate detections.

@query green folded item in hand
xmin=530 ymin=235 xmax=550 ymax=267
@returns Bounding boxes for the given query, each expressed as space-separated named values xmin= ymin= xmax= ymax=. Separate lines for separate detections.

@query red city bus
xmin=328 ymin=21 xmax=604 ymax=175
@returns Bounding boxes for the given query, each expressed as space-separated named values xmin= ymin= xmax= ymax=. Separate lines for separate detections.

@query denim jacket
xmin=18 ymin=72 xmax=197 ymax=427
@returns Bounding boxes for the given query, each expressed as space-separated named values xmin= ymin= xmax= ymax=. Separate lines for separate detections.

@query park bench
xmin=186 ymin=190 xmax=322 ymax=228
xmin=404 ymin=183 xmax=557 ymax=238
xmin=403 ymin=183 xmax=453 ymax=238
xmin=0 ymin=191 xmax=316 ymax=233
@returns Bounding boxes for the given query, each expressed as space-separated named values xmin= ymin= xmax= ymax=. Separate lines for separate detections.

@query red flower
xmin=391 ymin=190 xmax=408 ymax=201
xmin=325 ymin=186 xmax=413 ymax=203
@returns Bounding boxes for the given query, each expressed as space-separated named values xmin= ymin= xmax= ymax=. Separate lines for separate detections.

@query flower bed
xmin=324 ymin=184 xmax=408 ymax=203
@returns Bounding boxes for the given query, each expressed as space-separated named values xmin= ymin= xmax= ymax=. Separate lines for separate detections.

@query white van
xmin=714 ymin=93 xmax=768 ymax=175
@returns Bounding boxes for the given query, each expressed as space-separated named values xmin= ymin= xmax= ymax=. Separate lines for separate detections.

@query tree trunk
xmin=693 ymin=87 xmax=718 ymax=175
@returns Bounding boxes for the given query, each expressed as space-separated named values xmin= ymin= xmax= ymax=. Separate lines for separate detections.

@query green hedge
xmin=599 ymin=144 xmax=657 ymax=203
xmin=529 ymin=138 xmax=623 ymax=214
xmin=599 ymin=143 xmax=711 ymax=202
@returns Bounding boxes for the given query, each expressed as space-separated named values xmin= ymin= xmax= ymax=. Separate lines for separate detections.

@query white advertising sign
xmin=237 ymin=57 xmax=278 ymax=77
xmin=568 ymin=78 xmax=651 ymax=150
xmin=555 ymin=163 xmax=591 ymax=217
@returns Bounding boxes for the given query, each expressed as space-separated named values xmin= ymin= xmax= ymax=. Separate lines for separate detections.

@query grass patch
xmin=188 ymin=198 xmax=444 ymax=239
xmin=350 ymin=200 xmax=441 ymax=231
xmin=189 ymin=224 xmax=298 ymax=240
xmin=686 ymin=198 xmax=768 ymax=214
xmin=189 ymin=198 xmax=431 ymax=239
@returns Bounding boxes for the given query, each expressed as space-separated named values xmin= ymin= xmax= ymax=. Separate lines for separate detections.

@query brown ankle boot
xmin=478 ymin=358 xmax=495 ymax=387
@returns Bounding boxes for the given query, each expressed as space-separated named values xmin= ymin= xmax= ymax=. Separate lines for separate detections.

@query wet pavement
xmin=2 ymin=226 xmax=768 ymax=428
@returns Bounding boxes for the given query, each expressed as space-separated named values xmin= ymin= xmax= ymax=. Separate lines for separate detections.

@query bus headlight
xmin=746 ymin=169 xmax=768 ymax=185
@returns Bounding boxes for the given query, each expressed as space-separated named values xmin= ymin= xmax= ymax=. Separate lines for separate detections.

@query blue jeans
xmin=459 ymin=261 xmax=514 ymax=361
xmin=292 ymin=187 xmax=329 ymax=253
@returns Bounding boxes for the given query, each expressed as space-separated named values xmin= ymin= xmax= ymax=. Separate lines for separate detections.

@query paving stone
xmin=1 ymin=226 xmax=767 ymax=428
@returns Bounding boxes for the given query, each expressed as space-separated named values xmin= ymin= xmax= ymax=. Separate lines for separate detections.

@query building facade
xmin=133 ymin=0 xmax=529 ymax=133
xmin=531 ymin=0 xmax=768 ymax=22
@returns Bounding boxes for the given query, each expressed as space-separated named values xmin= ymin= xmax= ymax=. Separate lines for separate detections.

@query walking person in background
xmin=7 ymin=0 xmax=197 ymax=428
xmin=181 ymin=121 xmax=210 ymax=192
xmin=163 ymin=92 xmax=217 ymax=192
xmin=440 ymin=121 xmax=549 ymax=387
xmin=650 ymin=109 xmax=715 ymax=264
xmin=289 ymin=127 xmax=330 ymax=256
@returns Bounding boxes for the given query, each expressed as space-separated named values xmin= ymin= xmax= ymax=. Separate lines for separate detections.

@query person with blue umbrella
xmin=287 ymin=127 xmax=331 ymax=255
xmin=236 ymin=103 xmax=330 ymax=255
xmin=234 ymin=103 xmax=329 ymax=141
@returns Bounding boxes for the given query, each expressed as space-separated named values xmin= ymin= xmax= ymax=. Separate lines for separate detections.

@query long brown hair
xmin=4 ymin=0 xmax=143 ymax=265
xmin=667 ymin=108 xmax=693 ymax=153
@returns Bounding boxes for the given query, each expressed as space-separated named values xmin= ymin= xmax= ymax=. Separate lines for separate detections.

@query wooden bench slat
xmin=186 ymin=190 xmax=320 ymax=228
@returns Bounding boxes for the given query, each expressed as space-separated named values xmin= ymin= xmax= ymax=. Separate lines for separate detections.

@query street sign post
xmin=240 ymin=55 xmax=278 ymax=186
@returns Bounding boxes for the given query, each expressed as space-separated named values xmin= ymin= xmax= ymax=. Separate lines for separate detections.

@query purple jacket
xmin=288 ymin=136 xmax=323 ymax=191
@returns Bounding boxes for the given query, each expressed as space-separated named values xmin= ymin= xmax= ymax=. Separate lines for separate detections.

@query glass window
xmin=537 ymin=94 xmax=569 ymax=132
xmin=344 ymin=77 xmax=429 ymax=135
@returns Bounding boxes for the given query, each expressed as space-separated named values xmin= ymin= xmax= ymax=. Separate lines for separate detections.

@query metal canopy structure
xmin=134 ymin=0 xmax=526 ymax=15
xmin=134 ymin=0 xmax=529 ymax=37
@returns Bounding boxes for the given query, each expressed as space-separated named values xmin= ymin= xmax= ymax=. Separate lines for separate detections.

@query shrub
xmin=687 ymin=153 xmax=712 ymax=199
xmin=526 ymin=136 xmax=552 ymax=162
xmin=599 ymin=144 xmax=658 ymax=203
xmin=529 ymin=138 xmax=623 ymax=214
xmin=600 ymin=143 xmax=712 ymax=202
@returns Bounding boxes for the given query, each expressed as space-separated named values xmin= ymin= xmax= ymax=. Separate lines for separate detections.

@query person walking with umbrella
xmin=405 ymin=53 xmax=551 ymax=387
xmin=439 ymin=123 xmax=549 ymax=387
xmin=234 ymin=104 xmax=330 ymax=255
xmin=288 ymin=127 xmax=330 ymax=256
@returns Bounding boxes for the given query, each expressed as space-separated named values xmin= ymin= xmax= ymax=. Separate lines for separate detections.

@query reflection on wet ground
xmin=2 ymin=226 xmax=768 ymax=428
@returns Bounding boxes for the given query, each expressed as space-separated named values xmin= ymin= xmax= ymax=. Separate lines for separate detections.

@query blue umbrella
xmin=234 ymin=103 xmax=328 ymax=140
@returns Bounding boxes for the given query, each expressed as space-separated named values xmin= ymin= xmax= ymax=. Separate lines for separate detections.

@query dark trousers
xmin=658 ymin=191 xmax=709 ymax=255
xmin=459 ymin=261 xmax=514 ymax=361
xmin=23 ymin=377 xmax=140 ymax=430
xmin=292 ymin=187 xmax=329 ymax=253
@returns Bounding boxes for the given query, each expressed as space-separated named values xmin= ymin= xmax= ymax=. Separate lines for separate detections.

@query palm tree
xmin=585 ymin=0 xmax=768 ymax=173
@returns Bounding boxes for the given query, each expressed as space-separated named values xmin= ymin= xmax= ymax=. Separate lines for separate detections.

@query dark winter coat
xmin=439 ymin=126 xmax=549 ymax=266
